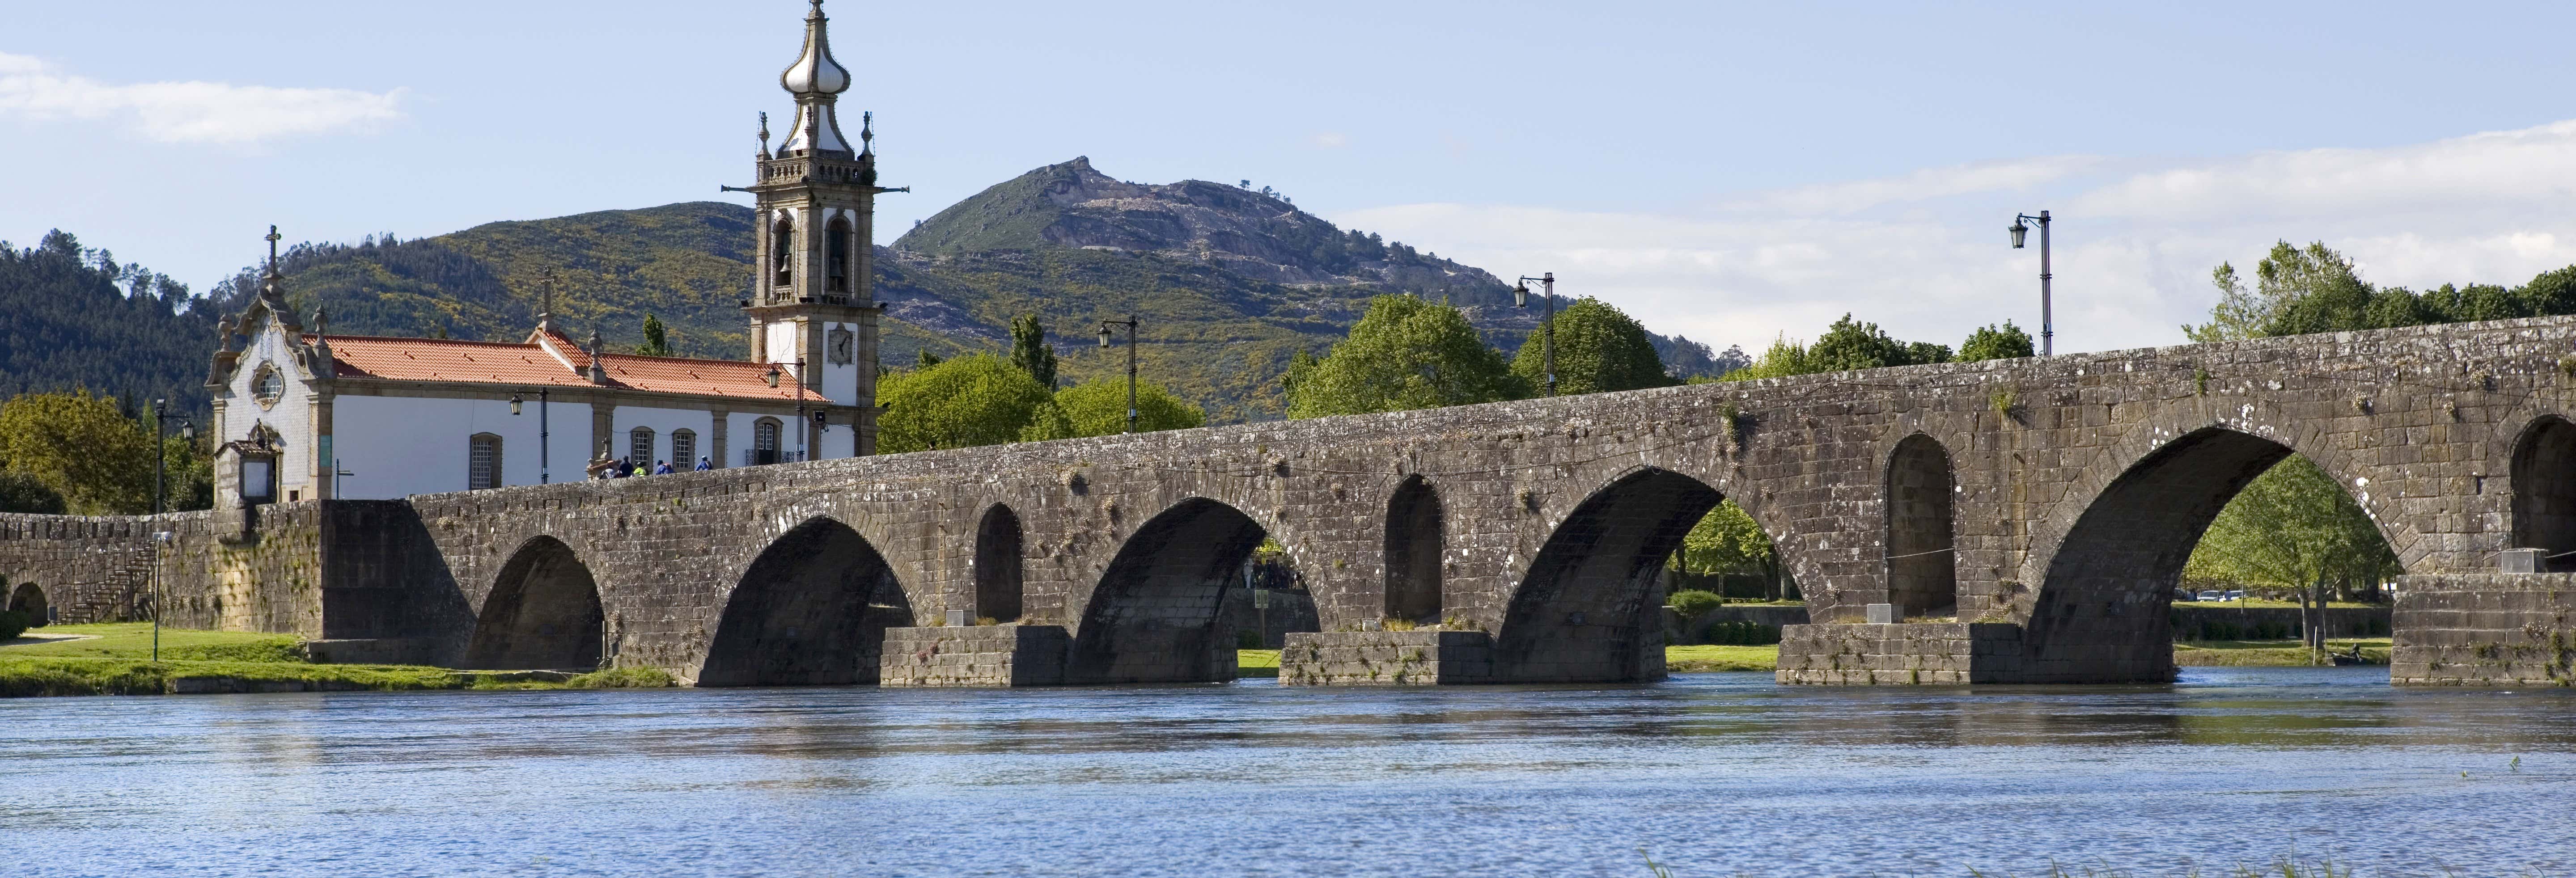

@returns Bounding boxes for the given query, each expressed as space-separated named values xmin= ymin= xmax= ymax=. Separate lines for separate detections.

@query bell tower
xmin=741 ymin=0 xmax=895 ymax=457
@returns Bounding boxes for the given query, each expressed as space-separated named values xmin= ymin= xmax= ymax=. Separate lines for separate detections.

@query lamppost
xmin=2008 ymin=211 xmax=2053 ymax=356
xmin=1512 ymin=273 xmax=1558 ymax=396
xmin=148 ymin=400 xmax=191 ymax=664
xmin=510 ymin=389 xmax=551 ymax=482
xmin=1098 ymin=315 xmax=1140 ymax=433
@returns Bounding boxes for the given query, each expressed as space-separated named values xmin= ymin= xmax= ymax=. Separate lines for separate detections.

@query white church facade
xmin=206 ymin=0 xmax=887 ymax=504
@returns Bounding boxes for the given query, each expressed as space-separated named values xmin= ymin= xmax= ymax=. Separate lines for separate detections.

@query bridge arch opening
xmin=464 ymin=536 xmax=604 ymax=670
xmin=700 ymin=516 xmax=914 ymax=686
xmin=2511 ymin=416 xmax=2576 ymax=560
xmin=974 ymin=503 xmax=1024 ymax=622
xmin=1885 ymin=434 xmax=1957 ymax=620
xmin=1383 ymin=476 xmax=1444 ymax=625
xmin=1500 ymin=467 xmax=1721 ymax=683
xmin=7 ymin=581 xmax=46 ymax=627
xmin=2042 ymin=426 xmax=2401 ymax=681
xmin=1072 ymin=498 xmax=1270 ymax=684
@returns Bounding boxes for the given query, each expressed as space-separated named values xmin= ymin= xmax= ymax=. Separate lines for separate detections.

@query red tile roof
xmin=310 ymin=333 xmax=813 ymax=402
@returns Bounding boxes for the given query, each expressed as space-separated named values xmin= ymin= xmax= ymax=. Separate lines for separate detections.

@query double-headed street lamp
xmin=1099 ymin=315 xmax=1140 ymax=433
xmin=2008 ymin=210 xmax=2053 ymax=356
xmin=1512 ymin=273 xmax=1558 ymax=396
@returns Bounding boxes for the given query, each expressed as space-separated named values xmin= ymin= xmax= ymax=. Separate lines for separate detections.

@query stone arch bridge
xmin=9 ymin=317 xmax=2576 ymax=687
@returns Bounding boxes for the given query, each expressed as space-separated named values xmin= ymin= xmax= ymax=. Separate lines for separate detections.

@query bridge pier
xmin=879 ymin=624 xmax=1072 ymax=687
xmin=2393 ymin=573 xmax=2576 ymax=686
xmin=1277 ymin=630 xmax=1495 ymax=685
xmin=1775 ymin=623 xmax=2029 ymax=684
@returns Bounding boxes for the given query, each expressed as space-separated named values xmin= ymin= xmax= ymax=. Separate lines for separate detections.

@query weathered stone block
xmin=879 ymin=624 xmax=1070 ymax=687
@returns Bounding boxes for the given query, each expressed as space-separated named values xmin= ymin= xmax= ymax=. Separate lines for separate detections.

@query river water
xmin=4 ymin=667 xmax=2572 ymax=877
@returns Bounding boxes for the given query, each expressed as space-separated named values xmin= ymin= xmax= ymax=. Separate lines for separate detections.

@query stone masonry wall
xmin=2392 ymin=573 xmax=2576 ymax=686
xmin=4 ymin=315 xmax=2575 ymax=685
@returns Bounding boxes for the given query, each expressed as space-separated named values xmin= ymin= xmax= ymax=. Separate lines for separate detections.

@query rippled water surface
xmin=5 ymin=667 xmax=2575 ymax=876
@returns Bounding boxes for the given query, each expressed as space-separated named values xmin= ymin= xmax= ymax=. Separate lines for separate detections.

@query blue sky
xmin=7 ymin=1 xmax=2576 ymax=355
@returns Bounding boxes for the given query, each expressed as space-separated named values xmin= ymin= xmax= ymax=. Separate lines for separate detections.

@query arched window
xmin=469 ymin=433 xmax=504 ymax=490
xmin=975 ymin=504 xmax=1024 ymax=622
xmin=826 ymin=215 xmax=852 ymax=295
xmin=630 ymin=426 xmax=656 ymax=469
xmin=753 ymin=418 xmax=782 ymax=465
xmin=671 ymin=429 xmax=698 ymax=470
xmin=1383 ymin=476 xmax=1443 ymax=624
xmin=771 ymin=216 xmax=795 ymax=291
xmin=2512 ymin=416 xmax=2576 ymax=560
xmin=1884 ymin=434 xmax=1957 ymax=620
xmin=252 ymin=364 xmax=284 ymax=408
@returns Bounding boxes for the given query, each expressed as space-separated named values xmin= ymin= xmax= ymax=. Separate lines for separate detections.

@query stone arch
xmin=463 ymin=536 xmax=603 ymax=670
xmin=2509 ymin=414 xmax=2576 ymax=558
xmin=7 ymin=581 xmax=46 ymax=627
xmin=1070 ymin=497 xmax=1268 ymax=684
xmin=1884 ymin=433 xmax=1957 ymax=619
xmin=769 ymin=215 xmax=795 ymax=289
xmin=1382 ymin=475 xmax=1443 ymax=625
xmin=699 ymin=516 xmax=913 ymax=686
xmin=1497 ymin=466 xmax=1722 ymax=683
xmin=974 ymin=502 xmax=1024 ymax=622
xmin=825 ymin=215 xmax=854 ymax=295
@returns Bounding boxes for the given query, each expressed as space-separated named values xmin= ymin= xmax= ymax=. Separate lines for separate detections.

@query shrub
xmin=0 ymin=609 xmax=27 ymax=642
xmin=1667 ymin=589 xmax=1726 ymax=618
xmin=1703 ymin=620 xmax=1783 ymax=646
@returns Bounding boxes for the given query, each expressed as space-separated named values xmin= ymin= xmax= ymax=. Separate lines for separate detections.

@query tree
xmin=2186 ymin=455 xmax=2399 ymax=658
xmin=1008 ymin=313 xmax=1058 ymax=389
xmin=0 ymin=390 xmax=154 ymax=515
xmin=2184 ymin=242 xmax=2369 ymax=342
xmin=1957 ymin=321 xmax=2035 ymax=362
xmin=1020 ymin=378 xmax=1204 ymax=440
xmin=1672 ymin=499 xmax=1787 ymax=600
xmin=636 ymin=313 xmax=671 ymax=356
xmin=1509 ymin=297 xmax=1672 ymax=395
xmin=1286 ymin=295 xmax=1527 ymax=418
xmin=1723 ymin=315 xmax=1949 ymax=382
xmin=875 ymin=354 xmax=1053 ymax=454
xmin=0 ymin=471 xmax=64 ymax=514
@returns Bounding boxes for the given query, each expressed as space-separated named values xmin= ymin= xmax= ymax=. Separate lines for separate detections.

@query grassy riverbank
xmin=0 ymin=623 xmax=674 ymax=697
xmin=2173 ymin=637 xmax=2392 ymax=667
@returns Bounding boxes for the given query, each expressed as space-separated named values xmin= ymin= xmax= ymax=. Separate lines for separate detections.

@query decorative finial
xmin=313 ymin=307 xmax=328 ymax=336
xmin=538 ymin=270 xmax=558 ymax=329
xmin=264 ymin=225 xmax=282 ymax=276
xmin=861 ymin=110 xmax=873 ymax=153
xmin=758 ymin=112 xmax=771 ymax=159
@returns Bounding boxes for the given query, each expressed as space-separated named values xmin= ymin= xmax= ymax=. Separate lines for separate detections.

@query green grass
xmin=1237 ymin=649 xmax=1280 ymax=678
xmin=0 ymin=622 xmax=675 ymax=697
xmin=1665 ymin=645 xmax=1779 ymax=672
xmin=2174 ymin=637 xmax=2391 ymax=667
xmin=3 ymin=622 xmax=304 ymax=662
xmin=2173 ymin=599 xmax=2380 ymax=609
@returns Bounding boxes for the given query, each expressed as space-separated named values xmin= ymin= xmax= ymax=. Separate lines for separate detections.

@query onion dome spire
xmin=776 ymin=0 xmax=853 ymax=156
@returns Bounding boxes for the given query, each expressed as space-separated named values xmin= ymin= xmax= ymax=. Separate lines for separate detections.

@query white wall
xmin=818 ymin=319 xmax=860 ymax=406
xmin=220 ymin=319 xmax=318 ymax=502
xmin=332 ymin=395 xmax=594 ymax=498
xmin=602 ymin=405 xmax=716 ymax=472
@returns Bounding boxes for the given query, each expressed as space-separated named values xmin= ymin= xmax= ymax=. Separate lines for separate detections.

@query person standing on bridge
xmin=695 ymin=456 xmax=712 ymax=472
xmin=654 ymin=460 xmax=674 ymax=475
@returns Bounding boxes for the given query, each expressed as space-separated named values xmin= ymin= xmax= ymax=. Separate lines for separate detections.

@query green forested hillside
xmin=0 ymin=232 xmax=220 ymax=411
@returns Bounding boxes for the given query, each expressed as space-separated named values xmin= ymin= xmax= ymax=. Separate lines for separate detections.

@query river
xmin=4 ymin=667 xmax=2572 ymax=876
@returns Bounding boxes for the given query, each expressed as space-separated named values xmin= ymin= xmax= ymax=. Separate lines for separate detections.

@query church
xmin=206 ymin=1 xmax=887 ymax=503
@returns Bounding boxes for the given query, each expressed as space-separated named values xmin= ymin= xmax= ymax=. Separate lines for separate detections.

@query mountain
xmin=20 ymin=157 xmax=1728 ymax=423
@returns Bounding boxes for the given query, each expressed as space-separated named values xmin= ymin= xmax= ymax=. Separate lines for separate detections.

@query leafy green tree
xmin=1021 ymin=378 xmax=1205 ymax=440
xmin=0 ymin=390 xmax=153 ymax=515
xmin=1956 ymin=321 xmax=2035 ymax=362
xmin=0 ymin=471 xmax=64 ymax=514
xmin=1287 ymin=295 xmax=1527 ymax=418
xmin=875 ymin=354 xmax=1053 ymax=453
xmin=1008 ymin=313 xmax=1059 ymax=389
xmin=1671 ymin=498 xmax=1787 ymax=600
xmin=1724 ymin=315 xmax=1949 ymax=381
xmin=2187 ymin=456 xmax=2397 ymax=595
xmin=1509 ymin=297 xmax=1672 ymax=395
xmin=2186 ymin=242 xmax=2372 ymax=342
xmin=635 ymin=313 xmax=671 ymax=356
xmin=917 ymin=348 xmax=943 ymax=368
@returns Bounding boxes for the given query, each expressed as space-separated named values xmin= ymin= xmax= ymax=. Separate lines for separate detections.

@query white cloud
xmin=1309 ymin=131 xmax=1348 ymax=148
xmin=1336 ymin=117 xmax=2576 ymax=357
xmin=0 ymin=51 xmax=403 ymax=144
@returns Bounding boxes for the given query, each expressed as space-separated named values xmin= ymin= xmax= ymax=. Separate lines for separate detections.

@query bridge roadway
xmin=8 ymin=315 xmax=2576 ymax=687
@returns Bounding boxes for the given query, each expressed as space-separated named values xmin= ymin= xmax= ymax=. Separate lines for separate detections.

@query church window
xmin=671 ymin=429 xmax=697 ymax=469
xmin=826 ymin=216 xmax=852 ymax=295
xmin=771 ymin=217 xmax=795 ymax=290
xmin=252 ymin=364 xmax=284 ymax=409
xmin=753 ymin=418 xmax=782 ymax=465
xmin=630 ymin=427 xmax=656 ymax=467
xmin=469 ymin=434 xmax=503 ymax=490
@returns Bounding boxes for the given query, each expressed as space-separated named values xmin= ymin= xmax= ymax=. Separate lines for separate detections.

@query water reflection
xmin=2 ymin=667 xmax=2572 ymax=876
